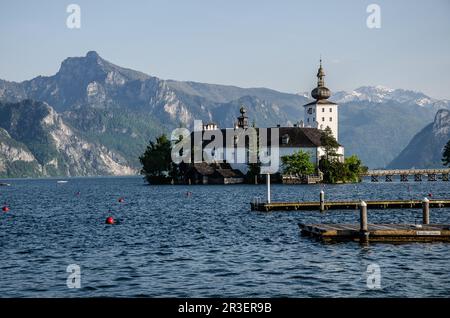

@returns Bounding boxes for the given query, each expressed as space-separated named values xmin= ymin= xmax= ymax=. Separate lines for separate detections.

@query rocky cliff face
xmin=0 ymin=100 xmax=135 ymax=177
xmin=388 ymin=109 xmax=450 ymax=169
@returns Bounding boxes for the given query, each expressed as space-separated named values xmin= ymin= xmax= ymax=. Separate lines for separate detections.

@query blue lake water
xmin=0 ymin=176 xmax=449 ymax=297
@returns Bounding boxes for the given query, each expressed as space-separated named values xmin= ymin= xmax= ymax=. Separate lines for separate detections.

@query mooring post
xmin=320 ymin=190 xmax=325 ymax=212
xmin=267 ymin=173 xmax=271 ymax=203
xmin=422 ymin=197 xmax=430 ymax=225
xmin=360 ymin=200 xmax=369 ymax=242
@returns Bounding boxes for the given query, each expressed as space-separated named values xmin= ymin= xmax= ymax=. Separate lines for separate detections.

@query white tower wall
xmin=304 ymin=103 xmax=339 ymax=141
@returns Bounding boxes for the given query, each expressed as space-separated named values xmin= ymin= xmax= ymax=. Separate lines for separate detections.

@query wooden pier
xmin=298 ymin=199 xmax=450 ymax=243
xmin=250 ymin=199 xmax=450 ymax=212
xmin=298 ymin=223 xmax=450 ymax=242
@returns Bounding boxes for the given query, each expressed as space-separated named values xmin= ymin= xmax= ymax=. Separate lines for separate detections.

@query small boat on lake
xmin=56 ymin=180 xmax=68 ymax=184
xmin=0 ymin=182 xmax=11 ymax=186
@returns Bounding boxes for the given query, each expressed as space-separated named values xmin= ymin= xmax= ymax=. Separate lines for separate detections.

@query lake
xmin=0 ymin=177 xmax=449 ymax=297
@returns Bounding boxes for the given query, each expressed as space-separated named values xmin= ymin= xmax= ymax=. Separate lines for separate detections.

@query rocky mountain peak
xmin=86 ymin=50 xmax=100 ymax=59
xmin=432 ymin=109 xmax=450 ymax=136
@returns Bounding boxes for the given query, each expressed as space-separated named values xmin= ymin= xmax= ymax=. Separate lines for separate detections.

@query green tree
xmin=320 ymin=127 xmax=340 ymax=160
xmin=281 ymin=150 xmax=315 ymax=175
xmin=319 ymin=154 xmax=366 ymax=183
xmin=343 ymin=155 xmax=367 ymax=182
xmin=443 ymin=140 xmax=450 ymax=166
xmin=139 ymin=134 xmax=180 ymax=184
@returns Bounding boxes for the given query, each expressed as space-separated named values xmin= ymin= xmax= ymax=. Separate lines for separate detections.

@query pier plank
xmin=298 ymin=223 xmax=450 ymax=242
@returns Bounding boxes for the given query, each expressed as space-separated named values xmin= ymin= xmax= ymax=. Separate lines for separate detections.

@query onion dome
xmin=311 ymin=59 xmax=331 ymax=100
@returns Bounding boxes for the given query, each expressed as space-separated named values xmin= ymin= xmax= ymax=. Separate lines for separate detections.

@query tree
xmin=443 ymin=140 xmax=450 ymax=166
xmin=281 ymin=150 xmax=315 ymax=176
xmin=319 ymin=154 xmax=366 ymax=183
xmin=343 ymin=155 xmax=367 ymax=182
xmin=139 ymin=134 xmax=180 ymax=184
xmin=320 ymin=127 xmax=340 ymax=160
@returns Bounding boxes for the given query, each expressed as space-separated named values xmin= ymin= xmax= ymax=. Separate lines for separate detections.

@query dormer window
xmin=282 ymin=134 xmax=290 ymax=145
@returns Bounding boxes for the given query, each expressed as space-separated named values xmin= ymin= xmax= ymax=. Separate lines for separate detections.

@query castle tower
xmin=303 ymin=60 xmax=339 ymax=140
xmin=236 ymin=106 xmax=249 ymax=129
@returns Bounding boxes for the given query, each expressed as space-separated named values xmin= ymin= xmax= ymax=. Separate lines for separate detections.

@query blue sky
xmin=1 ymin=0 xmax=450 ymax=98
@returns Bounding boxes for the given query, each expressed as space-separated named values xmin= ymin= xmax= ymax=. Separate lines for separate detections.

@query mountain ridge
xmin=1 ymin=51 xmax=449 ymax=175
xmin=388 ymin=109 xmax=450 ymax=169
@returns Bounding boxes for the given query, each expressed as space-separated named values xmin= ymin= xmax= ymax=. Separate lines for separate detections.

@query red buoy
xmin=428 ymin=193 xmax=433 ymax=197
xmin=105 ymin=216 xmax=115 ymax=224
xmin=2 ymin=206 xmax=9 ymax=212
xmin=118 ymin=197 xmax=124 ymax=203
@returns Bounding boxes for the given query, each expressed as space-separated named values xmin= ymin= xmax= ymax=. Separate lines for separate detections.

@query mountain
xmin=0 ymin=100 xmax=135 ymax=177
xmin=338 ymin=100 xmax=440 ymax=168
xmin=333 ymin=86 xmax=450 ymax=109
xmin=387 ymin=109 xmax=450 ymax=169
xmin=0 ymin=51 xmax=309 ymax=176
xmin=0 ymin=51 xmax=449 ymax=176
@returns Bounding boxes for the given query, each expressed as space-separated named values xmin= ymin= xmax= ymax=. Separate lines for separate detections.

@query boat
xmin=0 ymin=182 xmax=11 ymax=186
xmin=56 ymin=180 xmax=68 ymax=184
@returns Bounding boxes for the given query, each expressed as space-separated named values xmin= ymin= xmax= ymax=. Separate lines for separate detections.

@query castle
xmin=182 ymin=60 xmax=345 ymax=183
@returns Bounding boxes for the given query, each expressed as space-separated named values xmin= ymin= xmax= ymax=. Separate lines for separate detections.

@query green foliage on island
xmin=319 ymin=155 xmax=366 ymax=184
xmin=443 ymin=140 xmax=450 ymax=166
xmin=281 ymin=150 xmax=315 ymax=175
xmin=280 ymin=127 xmax=367 ymax=184
xmin=139 ymin=134 xmax=181 ymax=185
xmin=319 ymin=127 xmax=367 ymax=183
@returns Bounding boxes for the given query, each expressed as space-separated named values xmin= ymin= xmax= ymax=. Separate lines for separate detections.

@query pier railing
xmin=361 ymin=168 xmax=450 ymax=176
xmin=360 ymin=169 xmax=450 ymax=182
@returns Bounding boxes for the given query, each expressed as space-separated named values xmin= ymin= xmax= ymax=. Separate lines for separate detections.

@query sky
xmin=1 ymin=0 xmax=450 ymax=99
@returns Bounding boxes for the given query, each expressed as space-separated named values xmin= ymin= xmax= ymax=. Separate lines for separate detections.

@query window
xmin=329 ymin=117 xmax=333 ymax=122
xmin=307 ymin=108 xmax=313 ymax=114
xmin=322 ymin=108 xmax=325 ymax=112
xmin=322 ymin=117 xmax=325 ymax=122
xmin=329 ymin=108 xmax=332 ymax=112
xmin=307 ymin=118 xmax=310 ymax=123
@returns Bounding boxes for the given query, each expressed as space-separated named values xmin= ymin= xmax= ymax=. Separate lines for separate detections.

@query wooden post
xmin=320 ymin=190 xmax=325 ymax=212
xmin=255 ymin=175 xmax=258 ymax=185
xmin=360 ymin=201 xmax=369 ymax=242
xmin=267 ymin=173 xmax=271 ymax=203
xmin=422 ymin=197 xmax=430 ymax=225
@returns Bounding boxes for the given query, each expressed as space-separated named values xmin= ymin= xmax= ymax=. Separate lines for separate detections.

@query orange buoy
xmin=2 ymin=206 xmax=9 ymax=212
xmin=105 ymin=216 xmax=115 ymax=224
